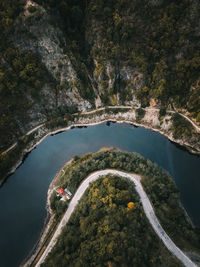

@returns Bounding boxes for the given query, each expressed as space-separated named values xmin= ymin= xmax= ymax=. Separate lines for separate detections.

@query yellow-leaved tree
xmin=127 ymin=202 xmax=135 ymax=210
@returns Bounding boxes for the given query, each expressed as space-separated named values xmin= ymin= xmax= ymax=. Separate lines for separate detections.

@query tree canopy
xmin=50 ymin=150 xmax=200 ymax=254
xmin=43 ymin=175 xmax=181 ymax=266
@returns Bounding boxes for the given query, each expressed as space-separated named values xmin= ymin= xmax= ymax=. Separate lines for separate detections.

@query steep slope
xmin=28 ymin=150 xmax=200 ymax=266
xmin=0 ymin=0 xmax=94 ymax=152
xmin=0 ymin=0 xmax=200 ymax=154
xmin=13 ymin=0 xmax=93 ymax=111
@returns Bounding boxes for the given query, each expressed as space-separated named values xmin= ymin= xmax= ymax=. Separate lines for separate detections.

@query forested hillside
xmin=49 ymin=150 xmax=200 ymax=253
xmin=0 ymin=0 xmax=55 ymax=149
xmin=43 ymin=175 xmax=181 ymax=266
xmin=0 ymin=0 xmax=200 ymax=151
xmin=35 ymin=0 xmax=200 ymax=111
xmin=40 ymin=150 xmax=200 ymax=266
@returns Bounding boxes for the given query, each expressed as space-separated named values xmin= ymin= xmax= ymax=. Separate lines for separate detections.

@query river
xmin=0 ymin=122 xmax=200 ymax=267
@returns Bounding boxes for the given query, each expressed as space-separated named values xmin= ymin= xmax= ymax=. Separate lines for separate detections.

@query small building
xmin=64 ymin=188 xmax=72 ymax=197
xmin=56 ymin=187 xmax=72 ymax=201
xmin=59 ymin=188 xmax=64 ymax=195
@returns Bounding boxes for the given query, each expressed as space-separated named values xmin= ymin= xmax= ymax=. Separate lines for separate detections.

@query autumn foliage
xmin=127 ymin=202 xmax=135 ymax=210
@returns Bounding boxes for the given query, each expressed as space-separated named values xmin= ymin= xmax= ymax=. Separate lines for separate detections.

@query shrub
xmin=171 ymin=113 xmax=193 ymax=138
xmin=136 ymin=108 xmax=146 ymax=121
xmin=28 ymin=5 xmax=37 ymax=13
xmin=159 ymin=107 xmax=166 ymax=117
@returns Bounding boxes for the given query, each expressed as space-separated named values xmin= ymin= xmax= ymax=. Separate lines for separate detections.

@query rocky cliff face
xmin=0 ymin=0 xmax=142 ymax=149
xmin=13 ymin=1 xmax=92 ymax=112
xmin=0 ymin=0 xmax=93 ymax=147
xmin=1 ymin=0 xmax=200 ymax=152
xmin=13 ymin=1 xmax=142 ymax=109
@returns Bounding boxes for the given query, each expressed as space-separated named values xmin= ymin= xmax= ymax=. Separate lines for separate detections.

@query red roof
xmin=59 ymin=188 xmax=64 ymax=194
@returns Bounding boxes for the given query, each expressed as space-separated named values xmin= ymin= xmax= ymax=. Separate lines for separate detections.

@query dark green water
xmin=0 ymin=122 xmax=200 ymax=267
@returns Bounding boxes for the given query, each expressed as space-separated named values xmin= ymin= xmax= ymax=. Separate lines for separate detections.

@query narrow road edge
xmin=35 ymin=170 xmax=196 ymax=267
xmin=4 ymin=106 xmax=200 ymax=155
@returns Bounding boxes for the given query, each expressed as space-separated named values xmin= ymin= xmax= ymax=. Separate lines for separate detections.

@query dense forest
xmin=0 ymin=1 xmax=199 ymax=264
xmin=43 ymin=175 xmax=181 ymax=266
xmin=0 ymin=0 xmax=200 ymax=176
xmin=0 ymin=0 xmax=55 ymax=150
xmin=50 ymin=150 xmax=200 ymax=253
xmin=34 ymin=0 xmax=200 ymax=114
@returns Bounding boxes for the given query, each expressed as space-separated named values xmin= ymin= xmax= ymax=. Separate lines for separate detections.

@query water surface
xmin=0 ymin=122 xmax=200 ymax=267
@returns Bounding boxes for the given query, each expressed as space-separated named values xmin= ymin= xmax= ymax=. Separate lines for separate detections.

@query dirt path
xmin=3 ymin=106 xmax=200 ymax=156
xmin=35 ymin=170 xmax=196 ymax=267
xmin=146 ymin=107 xmax=200 ymax=132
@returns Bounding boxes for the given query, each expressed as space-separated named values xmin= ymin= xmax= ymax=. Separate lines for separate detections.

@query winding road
xmin=3 ymin=106 xmax=200 ymax=155
xmin=35 ymin=170 xmax=196 ymax=267
xmin=145 ymin=107 xmax=200 ymax=133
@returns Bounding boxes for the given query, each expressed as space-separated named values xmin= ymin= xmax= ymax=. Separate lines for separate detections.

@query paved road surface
xmin=35 ymin=170 xmax=196 ymax=267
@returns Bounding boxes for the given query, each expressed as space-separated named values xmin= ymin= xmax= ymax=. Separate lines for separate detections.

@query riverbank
xmin=21 ymin=159 xmax=72 ymax=267
xmin=31 ymin=170 xmax=197 ymax=267
xmin=24 ymin=149 xmax=200 ymax=266
xmin=1 ymin=106 xmax=200 ymax=188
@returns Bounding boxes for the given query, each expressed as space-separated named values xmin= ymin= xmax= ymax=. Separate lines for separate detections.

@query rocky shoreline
xmin=14 ymin=106 xmax=199 ymax=266
xmin=1 ymin=107 xmax=200 ymax=188
xmin=22 ymin=157 xmax=76 ymax=266
xmin=24 ymin=149 xmax=199 ymax=266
